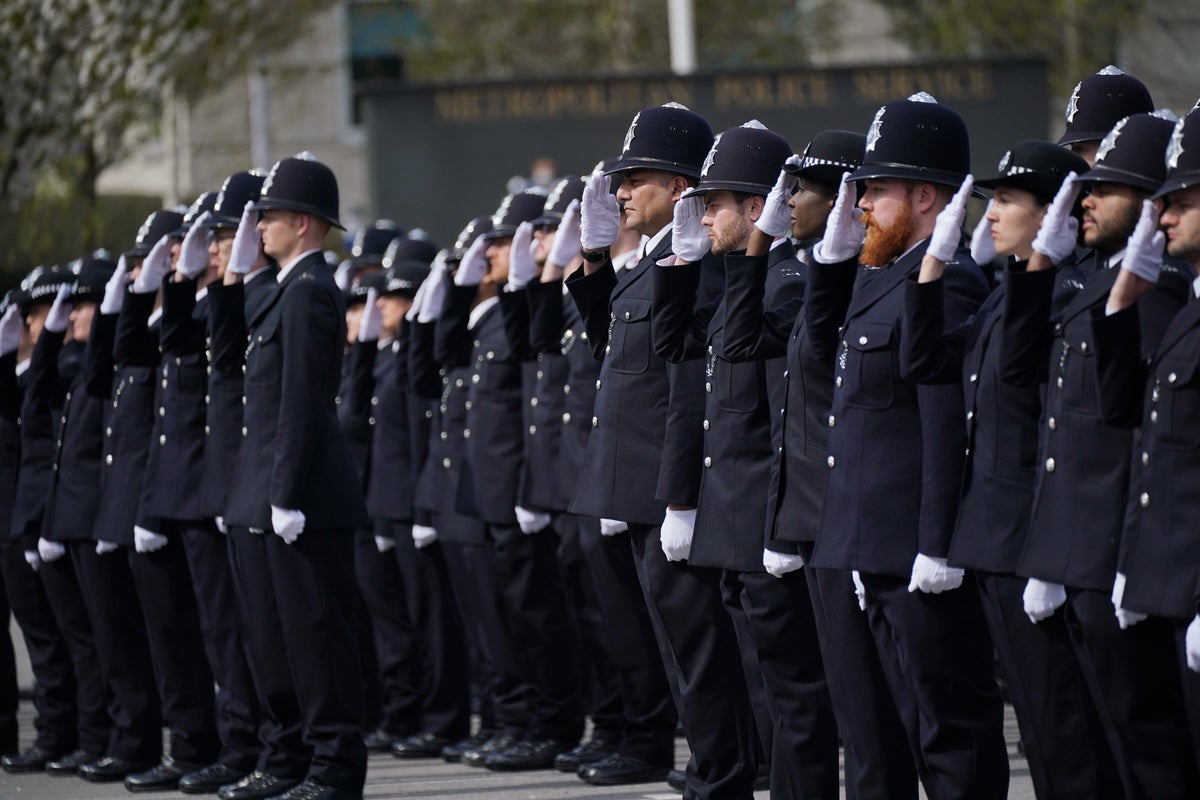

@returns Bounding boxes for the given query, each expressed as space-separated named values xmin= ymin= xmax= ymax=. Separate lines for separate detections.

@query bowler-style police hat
xmin=69 ymin=256 xmax=117 ymax=304
xmin=345 ymin=272 xmax=387 ymax=307
xmin=1080 ymin=110 xmax=1178 ymax=193
xmin=693 ymin=121 xmax=792 ymax=196
xmin=124 ymin=209 xmax=186 ymax=260
xmin=850 ymin=93 xmax=971 ymax=190
xmin=351 ymin=220 xmax=404 ymax=266
xmin=19 ymin=265 xmax=73 ymax=312
xmin=382 ymin=236 xmax=439 ymax=271
xmin=1058 ymin=66 xmax=1154 ymax=146
xmin=450 ymin=217 xmax=494 ymax=262
xmin=170 ymin=192 xmax=218 ymax=238
xmin=976 ymin=140 xmax=1089 ymax=203
xmin=382 ymin=260 xmax=430 ymax=299
xmin=251 ymin=152 xmax=344 ymax=230
xmin=482 ymin=190 xmax=547 ymax=240
xmin=532 ymin=176 xmax=585 ymax=228
xmin=1153 ymin=103 xmax=1200 ymax=199
xmin=606 ymin=103 xmax=715 ymax=179
xmin=204 ymin=171 xmax=267 ymax=230
xmin=785 ymin=130 xmax=867 ymax=188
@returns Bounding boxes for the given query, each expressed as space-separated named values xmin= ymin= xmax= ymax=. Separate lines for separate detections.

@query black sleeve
xmin=160 ymin=278 xmax=203 ymax=356
xmin=0 ymin=353 xmax=19 ymax=423
xmin=804 ymin=257 xmax=858 ymax=369
xmin=1000 ymin=267 xmax=1057 ymax=387
xmin=347 ymin=339 xmax=378 ymax=419
xmin=651 ymin=261 xmax=710 ymax=363
xmin=720 ymin=252 xmax=796 ymax=363
xmin=407 ymin=320 xmax=443 ymax=400
xmin=433 ymin=285 xmax=477 ymax=369
xmin=114 ymin=290 xmax=160 ymax=367
xmin=208 ymin=282 xmax=248 ymax=377
xmin=527 ymin=280 xmax=566 ymax=355
xmin=83 ymin=313 xmax=119 ymax=399
xmin=565 ymin=262 xmax=619 ymax=360
xmin=25 ymin=329 xmax=65 ymax=409
xmin=496 ymin=289 xmax=533 ymax=362
xmin=1090 ymin=304 xmax=1145 ymax=429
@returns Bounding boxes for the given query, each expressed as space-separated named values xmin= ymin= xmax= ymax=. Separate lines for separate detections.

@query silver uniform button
xmin=443 ymin=457 xmax=451 ymax=468
xmin=369 ymin=417 xmax=376 ymax=426
xmin=826 ymin=455 xmax=835 ymax=468
xmin=1142 ymin=451 xmax=1149 ymax=465
xmin=536 ymin=370 xmax=543 ymax=380
xmin=529 ymin=425 xmax=537 ymax=435
xmin=486 ymin=351 xmax=494 ymax=360
xmin=106 ymin=427 xmax=112 ymax=436
xmin=705 ymin=382 xmax=711 ymax=392
xmin=1045 ymin=457 xmax=1055 ymax=472
xmin=563 ymin=385 xmax=571 ymax=394
xmin=159 ymin=407 xmax=165 ymax=417
xmin=465 ymin=401 xmax=473 ymax=411
xmin=596 ymin=379 xmax=601 ymax=390
xmin=161 ymin=379 xmax=168 ymax=389
xmin=441 ymin=431 xmax=448 ymax=441
xmin=562 ymin=413 xmax=571 ymax=424
xmin=1048 ymin=417 xmax=1056 ymax=430
xmin=1080 ymin=341 xmax=1088 ymax=353
xmin=592 ymin=416 xmax=598 ymax=428
xmin=966 ymin=410 xmax=974 ymax=421
xmin=204 ymin=425 xmax=210 ymax=435
xmin=783 ymin=369 xmax=789 ymax=378
xmin=1140 ymin=492 xmax=1150 ymax=508
xmin=835 ymin=376 xmax=843 ymax=387
xmin=463 ymin=429 xmax=471 ymax=438
xmin=703 ymin=420 xmax=710 ymax=431
xmin=242 ymin=426 xmax=248 ymax=437
xmin=969 ymin=373 xmax=978 ymax=383
xmin=472 ymin=374 xmax=480 ymax=383
xmin=1169 ymin=372 xmax=1178 ymax=383
xmin=858 ymin=335 xmax=868 ymax=345
xmin=204 ymin=394 xmax=210 ymax=403
xmin=371 ymin=396 xmax=378 ymax=406
xmin=703 ymin=456 xmax=712 ymax=467
xmin=159 ymin=435 xmax=166 ymax=445
xmin=106 ymin=455 xmax=113 ymax=465
xmin=828 ymin=415 xmax=835 ymax=427
xmin=1151 ymin=410 xmax=1158 ymax=423
xmin=456 ymin=378 xmax=464 ymax=388
xmin=625 ymin=311 xmax=631 ymax=319
xmin=1056 ymin=377 xmax=1063 ymax=388
xmin=530 ymin=397 xmax=538 ymax=407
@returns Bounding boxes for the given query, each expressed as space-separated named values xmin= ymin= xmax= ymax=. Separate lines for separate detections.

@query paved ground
xmin=0 ymin=700 xmax=1035 ymax=798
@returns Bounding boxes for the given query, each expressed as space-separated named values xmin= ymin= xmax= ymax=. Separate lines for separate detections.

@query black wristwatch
xmin=580 ymin=247 xmax=609 ymax=263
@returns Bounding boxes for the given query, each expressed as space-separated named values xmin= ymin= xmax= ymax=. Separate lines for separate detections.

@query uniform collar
xmin=15 ymin=358 xmax=30 ymax=376
xmin=277 ymin=248 xmax=322 ymax=283
xmin=642 ymin=223 xmax=671 ymax=260
xmin=468 ymin=295 xmax=499 ymax=329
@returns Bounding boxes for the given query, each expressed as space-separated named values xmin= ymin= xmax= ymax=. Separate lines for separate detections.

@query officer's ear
xmin=745 ymin=195 xmax=765 ymax=223
xmin=911 ymin=182 xmax=942 ymax=216
xmin=669 ymin=174 xmax=692 ymax=202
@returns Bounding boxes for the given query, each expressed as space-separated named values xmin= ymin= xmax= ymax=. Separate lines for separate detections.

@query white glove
xmin=45 ymin=286 xmax=72 ymax=333
xmin=417 ymin=255 xmax=450 ymax=323
xmin=506 ymin=222 xmax=538 ymax=290
xmin=271 ymin=505 xmax=306 ymax=544
xmin=133 ymin=236 xmax=172 ymax=294
xmin=755 ymin=167 xmax=795 ymax=239
xmin=813 ymin=172 xmax=865 ymax=263
xmin=133 ymin=526 xmax=168 ymax=554
xmin=177 ymin=211 xmax=214 ymax=279
xmin=100 ymin=259 xmax=129 ymax=315
xmin=926 ymin=175 xmax=973 ymax=263
xmin=580 ymin=171 xmax=621 ymax=251
xmin=228 ymin=202 xmax=261 ymax=275
xmin=548 ymin=199 xmax=582 ymax=267
xmin=1111 ymin=571 xmax=1148 ymax=630
xmin=907 ymin=553 xmax=964 ymax=593
xmin=358 ymin=288 xmax=382 ymax=342
xmin=453 ymin=235 xmax=489 ymax=286
xmin=214 ymin=516 xmax=228 ymax=535
xmin=763 ymin=547 xmax=804 ymax=578
xmin=37 ymin=538 xmax=66 ymax=563
xmin=515 ymin=505 xmax=552 ymax=534
xmin=660 ymin=507 xmax=696 ymax=562
xmin=1031 ymin=172 xmax=1081 ymax=263
xmin=1023 ymin=577 xmax=1067 ymax=623
xmin=599 ymin=518 xmax=628 ymax=536
xmin=671 ymin=190 xmax=710 ymax=263
xmin=374 ymin=535 xmax=395 ymax=553
xmin=1121 ymin=200 xmax=1165 ymax=284
xmin=412 ymin=524 xmax=439 ymax=549
xmin=334 ymin=260 xmax=354 ymax=292
xmin=969 ymin=200 xmax=997 ymax=265
xmin=851 ymin=570 xmax=867 ymax=611
xmin=0 ymin=305 xmax=21 ymax=356
xmin=23 ymin=551 xmax=40 ymax=572
xmin=95 ymin=540 xmax=120 ymax=554
xmin=1187 ymin=616 xmax=1200 ymax=673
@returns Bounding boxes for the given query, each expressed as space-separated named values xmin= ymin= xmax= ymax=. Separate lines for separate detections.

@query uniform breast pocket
xmin=1156 ymin=357 xmax=1200 ymax=450
xmin=246 ymin=318 xmax=280 ymax=386
xmin=1060 ymin=341 xmax=1099 ymax=414
xmin=717 ymin=358 xmax=761 ymax=413
xmin=843 ymin=322 xmax=896 ymax=410
xmin=608 ymin=298 xmax=652 ymax=375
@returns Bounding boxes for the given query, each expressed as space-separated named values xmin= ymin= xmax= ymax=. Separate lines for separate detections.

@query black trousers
xmin=806 ymin=565 xmax=920 ymax=800
xmin=738 ymin=569 xmax=839 ymax=800
xmin=70 ymin=542 xmax=162 ymax=763
xmin=36 ymin=548 xmax=109 ymax=756
xmin=0 ymin=540 xmax=77 ymax=754
xmin=628 ymin=524 xmax=756 ymax=800
xmin=1173 ymin=617 xmax=1200 ymax=771
xmin=720 ymin=574 xmax=772 ymax=772
xmin=353 ymin=529 xmax=421 ymax=738
xmin=1064 ymin=587 xmax=1200 ymax=800
xmin=554 ymin=514 xmax=624 ymax=743
xmin=387 ymin=523 xmax=471 ymax=741
xmin=438 ymin=536 xmax=497 ymax=732
xmin=486 ymin=523 xmax=584 ymax=743
xmin=859 ymin=572 xmax=1008 ymax=800
xmin=128 ymin=534 xmax=220 ymax=765
xmin=976 ymin=572 xmax=1122 ymax=800
xmin=577 ymin=519 xmax=677 ymax=764
xmin=0 ymin=558 xmax=16 ymax=754
xmin=261 ymin=529 xmax=366 ymax=794
xmin=180 ymin=521 xmax=260 ymax=771
xmin=227 ymin=528 xmax=307 ymax=780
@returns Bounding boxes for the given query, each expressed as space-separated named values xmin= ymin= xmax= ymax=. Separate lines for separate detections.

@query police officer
xmin=223 ymin=153 xmax=369 ymax=800
xmin=1058 ymin=66 xmax=1154 ymax=166
xmin=1007 ymin=111 xmax=1200 ymax=799
xmin=804 ymin=94 xmax=1006 ymax=799
xmin=652 ymin=121 xmax=840 ymax=799
xmin=569 ymin=103 xmax=759 ymax=796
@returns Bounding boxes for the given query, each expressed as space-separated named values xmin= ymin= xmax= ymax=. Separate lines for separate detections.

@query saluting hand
xmin=754 ymin=166 xmax=796 ymax=240
xmin=506 ymin=221 xmax=538 ymax=290
xmin=1030 ymin=172 xmax=1081 ymax=266
xmin=417 ymin=253 xmax=450 ymax=323
xmin=813 ymin=172 xmax=864 ymax=264
xmin=1107 ymin=200 xmax=1164 ymax=315
xmin=45 ymin=285 xmax=72 ymax=334
xmin=176 ymin=211 xmax=214 ymax=280
xmin=969 ymin=200 xmax=997 ymax=266
xmin=548 ymin=199 xmax=582 ymax=269
xmin=927 ymin=175 xmax=974 ymax=263
xmin=453 ymin=235 xmax=489 ymax=287
xmin=358 ymin=288 xmax=382 ymax=342
xmin=671 ymin=189 xmax=710 ymax=264
xmin=133 ymin=236 xmax=172 ymax=294
xmin=227 ymin=201 xmax=261 ymax=276
xmin=0 ymin=304 xmax=21 ymax=357
xmin=100 ymin=258 xmax=129 ymax=315
xmin=580 ymin=171 xmax=620 ymax=252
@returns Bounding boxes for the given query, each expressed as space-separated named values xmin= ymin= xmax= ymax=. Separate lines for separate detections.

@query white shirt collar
xmin=147 ymin=307 xmax=163 ymax=328
xmin=244 ymin=265 xmax=270 ymax=284
xmin=468 ymin=295 xmax=500 ymax=330
xmin=1191 ymin=274 xmax=1200 ymax=299
xmin=277 ymin=249 xmax=322 ymax=284
xmin=15 ymin=358 xmax=30 ymax=377
xmin=1105 ymin=248 xmax=1127 ymax=270
xmin=195 ymin=285 xmax=208 ymax=303
xmin=378 ymin=336 xmax=394 ymax=350
xmin=643 ymin=223 xmax=671 ymax=260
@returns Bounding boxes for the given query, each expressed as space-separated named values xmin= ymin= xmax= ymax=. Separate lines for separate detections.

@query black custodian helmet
xmin=171 ymin=192 xmax=218 ymax=238
xmin=482 ymin=190 xmax=547 ymax=240
xmin=19 ymin=265 xmax=73 ymax=313
xmin=693 ymin=121 xmax=792 ymax=196
xmin=606 ymin=103 xmax=714 ymax=179
xmin=449 ymin=217 xmax=494 ymax=262
xmin=1080 ymin=110 xmax=1179 ymax=193
xmin=251 ymin=152 xmax=344 ymax=230
xmin=382 ymin=236 xmax=439 ymax=271
xmin=345 ymin=272 xmax=387 ymax=307
xmin=204 ymin=170 xmax=267 ymax=229
xmin=69 ymin=256 xmax=117 ymax=304
xmin=125 ymin=209 xmax=186 ymax=260
xmin=350 ymin=220 xmax=405 ymax=266
xmin=1059 ymin=66 xmax=1154 ymax=146
xmin=850 ymin=93 xmax=971 ymax=190
xmin=785 ymin=130 xmax=867 ymax=188
xmin=976 ymin=140 xmax=1090 ymax=203
xmin=1153 ymin=103 xmax=1200 ymax=199
xmin=532 ymin=176 xmax=585 ymax=228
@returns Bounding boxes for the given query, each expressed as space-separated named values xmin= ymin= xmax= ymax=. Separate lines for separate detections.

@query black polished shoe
xmin=554 ymin=739 xmax=616 ymax=772
xmin=180 ymin=762 xmax=248 ymax=794
xmin=391 ymin=732 xmax=453 ymax=759
xmin=45 ymin=748 xmax=99 ymax=776
xmin=442 ymin=729 xmax=493 ymax=763
xmin=666 ymin=768 xmax=686 ymax=792
xmin=2 ymin=745 xmax=57 ymax=774
xmin=363 ymin=729 xmax=402 ymax=753
xmin=579 ymin=753 xmax=672 ymax=786
xmin=126 ymin=758 xmax=202 ymax=792
xmin=78 ymin=755 xmax=157 ymax=783
xmin=218 ymin=770 xmax=299 ymax=800
xmin=265 ymin=777 xmax=361 ymax=800
xmin=753 ymin=763 xmax=769 ymax=791
xmin=485 ymin=738 xmax=572 ymax=771
xmin=460 ymin=732 xmax=516 ymax=768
